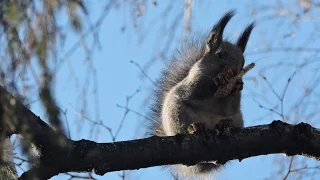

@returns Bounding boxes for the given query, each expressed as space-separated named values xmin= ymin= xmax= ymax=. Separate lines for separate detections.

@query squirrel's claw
xmin=230 ymin=79 xmax=243 ymax=95
xmin=187 ymin=122 xmax=207 ymax=134
xmin=214 ymin=68 xmax=234 ymax=86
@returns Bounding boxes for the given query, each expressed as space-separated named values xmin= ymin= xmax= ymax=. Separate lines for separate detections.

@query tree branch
xmin=0 ymin=86 xmax=72 ymax=179
xmin=21 ymin=120 xmax=320 ymax=179
xmin=1 ymin=86 xmax=320 ymax=179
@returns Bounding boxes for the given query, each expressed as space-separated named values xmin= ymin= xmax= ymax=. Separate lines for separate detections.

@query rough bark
xmin=0 ymin=86 xmax=319 ymax=179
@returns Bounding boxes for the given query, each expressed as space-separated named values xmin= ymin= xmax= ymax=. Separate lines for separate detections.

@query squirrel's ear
xmin=205 ymin=10 xmax=235 ymax=54
xmin=236 ymin=22 xmax=255 ymax=53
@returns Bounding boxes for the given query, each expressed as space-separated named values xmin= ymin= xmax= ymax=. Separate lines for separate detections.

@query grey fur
xmin=147 ymin=10 xmax=254 ymax=179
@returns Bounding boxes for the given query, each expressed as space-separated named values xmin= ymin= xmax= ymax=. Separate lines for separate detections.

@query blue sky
xmin=14 ymin=1 xmax=320 ymax=179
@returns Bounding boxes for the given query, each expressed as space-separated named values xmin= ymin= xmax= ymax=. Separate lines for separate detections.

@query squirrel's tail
xmin=171 ymin=163 xmax=221 ymax=180
xmin=0 ymin=138 xmax=18 ymax=180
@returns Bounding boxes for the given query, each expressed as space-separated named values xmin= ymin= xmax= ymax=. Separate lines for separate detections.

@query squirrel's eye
xmin=215 ymin=52 xmax=223 ymax=58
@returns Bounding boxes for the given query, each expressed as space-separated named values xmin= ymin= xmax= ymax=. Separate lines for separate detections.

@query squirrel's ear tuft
xmin=236 ymin=22 xmax=255 ymax=53
xmin=205 ymin=10 xmax=235 ymax=53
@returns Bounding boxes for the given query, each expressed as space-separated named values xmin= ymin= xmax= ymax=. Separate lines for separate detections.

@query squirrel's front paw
xmin=230 ymin=79 xmax=243 ymax=95
xmin=187 ymin=122 xmax=207 ymax=134
xmin=214 ymin=68 xmax=234 ymax=86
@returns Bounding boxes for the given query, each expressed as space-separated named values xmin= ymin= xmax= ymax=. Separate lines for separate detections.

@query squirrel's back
xmin=147 ymin=36 xmax=206 ymax=136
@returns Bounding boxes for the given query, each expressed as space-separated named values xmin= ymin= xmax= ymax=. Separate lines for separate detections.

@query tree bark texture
xmin=0 ymin=86 xmax=319 ymax=179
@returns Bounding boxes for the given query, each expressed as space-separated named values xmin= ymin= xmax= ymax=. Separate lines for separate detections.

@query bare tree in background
xmin=1 ymin=0 xmax=320 ymax=179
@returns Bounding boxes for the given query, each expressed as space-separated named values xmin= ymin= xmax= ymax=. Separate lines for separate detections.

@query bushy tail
xmin=0 ymin=138 xmax=18 ymax=180
xmin=171 ymin=163 xmax=221 ymax=180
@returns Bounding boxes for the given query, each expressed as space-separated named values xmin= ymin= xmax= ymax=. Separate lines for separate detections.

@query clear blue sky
xmin=15 ymin=1 xmax=320 ymax=179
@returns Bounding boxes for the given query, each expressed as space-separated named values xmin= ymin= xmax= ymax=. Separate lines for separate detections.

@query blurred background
xmin=1 ymin=0 xmax=320 ymax=179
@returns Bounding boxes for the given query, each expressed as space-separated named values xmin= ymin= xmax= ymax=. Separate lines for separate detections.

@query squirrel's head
xmin=201 ymin=10 xmax=254 ymax=75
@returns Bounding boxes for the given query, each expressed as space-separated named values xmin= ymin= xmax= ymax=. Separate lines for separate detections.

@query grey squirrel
xmin=147 ymin=10 xmax=254 ymax=179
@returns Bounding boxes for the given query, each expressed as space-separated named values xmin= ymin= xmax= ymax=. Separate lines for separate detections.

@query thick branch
xmin=0 ymin=86 xmax=72 ymax=179
xmin=1 ymin=86 xmax=320 ymax=179
xmin=21 ymin=120 xmax=320 ymax=179
xmin=0 ymin=86 xmax=71 ymax=149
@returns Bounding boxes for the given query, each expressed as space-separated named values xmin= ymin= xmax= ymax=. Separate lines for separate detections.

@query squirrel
xmin=147 ymin=10 xmax=254 ymax=179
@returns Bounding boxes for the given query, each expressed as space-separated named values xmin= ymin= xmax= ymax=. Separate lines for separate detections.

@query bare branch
xmin=19 ymin=119 xmax=320 ymax=179
xmin=1 ymin=83 xmax=320 ymax=179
